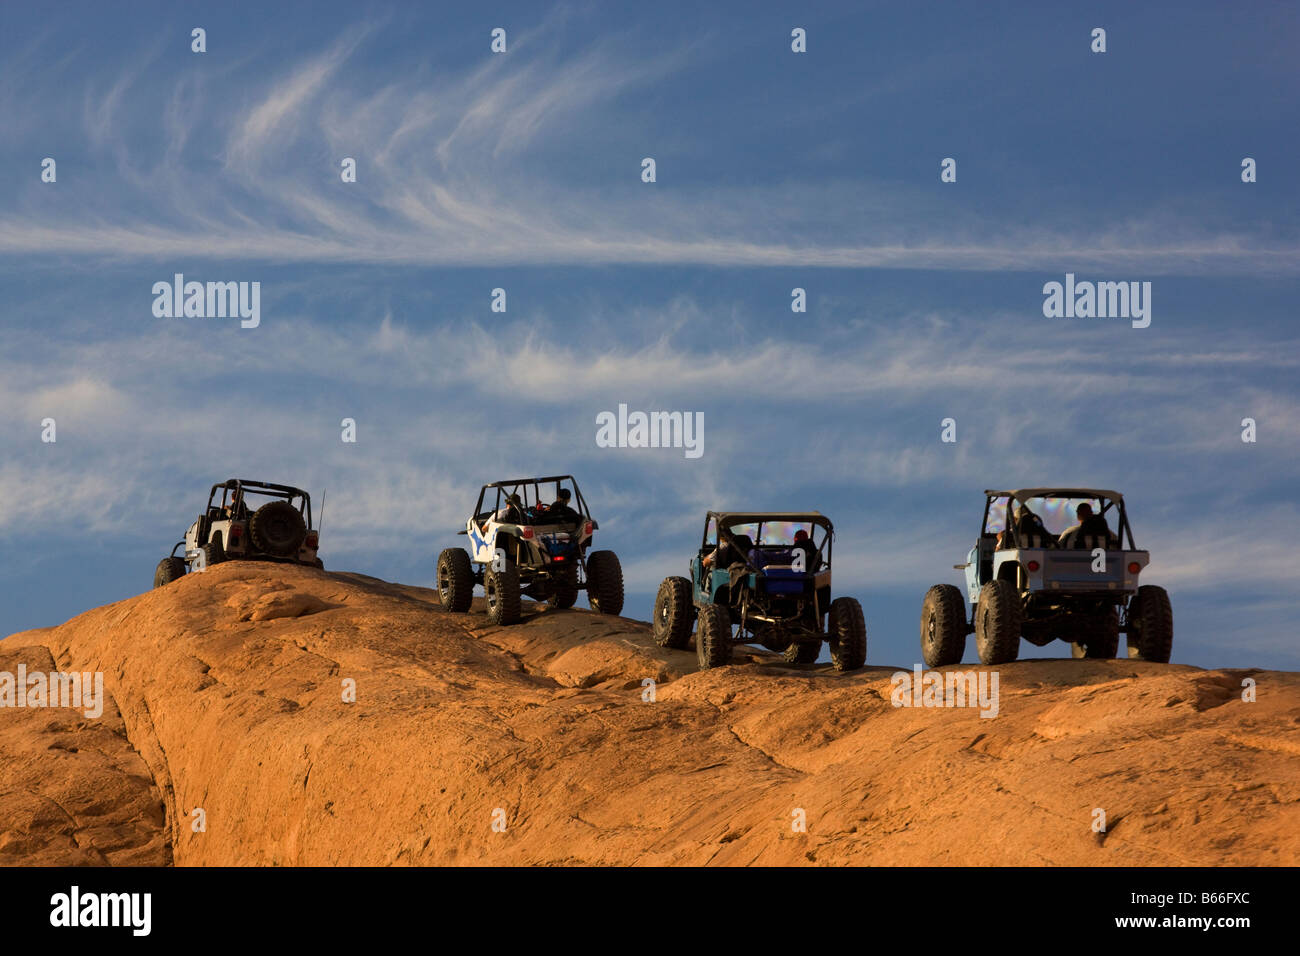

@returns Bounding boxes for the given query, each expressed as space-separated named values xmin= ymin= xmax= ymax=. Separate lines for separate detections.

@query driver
xmin=702 ymin=534 xmax=737 ymax=570
xmin=223 ymin=489 xmax=247 ymax=519
xmin=998 ymin=502 xmax=1049 ymax=550
xmin=495 ymin=493 xmax=526 ymax=524
xmin=702 ymin=528 xmax=754 ymax=570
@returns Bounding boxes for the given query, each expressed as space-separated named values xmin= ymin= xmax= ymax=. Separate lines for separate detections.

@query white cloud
xmin=1 ymin=23 xmax=1297 ymax=275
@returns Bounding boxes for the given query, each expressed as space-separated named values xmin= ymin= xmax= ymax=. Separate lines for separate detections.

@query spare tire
xmin=249 ymin=501 xmax=307 ymax=556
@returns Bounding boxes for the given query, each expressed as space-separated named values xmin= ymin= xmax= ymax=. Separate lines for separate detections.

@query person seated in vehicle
xmin=701 ymin=531 xmax=754 ymax=570
xmin=1058 ymin=502 xmax=1113 ymax=548
xmin=539 ymin=488 xmax=580 ymax=524
xmin=996 ymin=503 xmax=1049 ymax=550
xmin=792 ymin=528 xmax=820 ymax=571
xmin=494 ymin=493 xmax=527 ymax=524
xmin=223 ymin=490 xmax=249 ymax=519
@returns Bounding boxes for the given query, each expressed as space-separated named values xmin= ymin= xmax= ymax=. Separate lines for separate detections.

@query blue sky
xmin=2 ymin=1 xmax=1298 ymax=669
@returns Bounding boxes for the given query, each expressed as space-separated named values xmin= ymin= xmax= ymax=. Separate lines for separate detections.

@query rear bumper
xmin=997 ymin=548 xmax=1149 ymax=595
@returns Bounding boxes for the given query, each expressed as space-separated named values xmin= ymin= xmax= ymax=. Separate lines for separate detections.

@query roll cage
xmin=982 ymin=488 xmax=1135 ymax=550
xmin=204 ymin=479 xmax=314 ymax=528
xmin=471 ymin=475 xmax=594 ymax=526
xmin=703 ymin=511 xmax=835 ymax=571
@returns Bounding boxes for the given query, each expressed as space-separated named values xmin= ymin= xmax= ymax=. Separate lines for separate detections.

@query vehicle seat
xmin=728 ymin=534 xmax=754 ymax=561
xmin=1012 ymin=512 xmax=1052 ymax=549
xmin=748 ymin=546 xmax=794 ymax=570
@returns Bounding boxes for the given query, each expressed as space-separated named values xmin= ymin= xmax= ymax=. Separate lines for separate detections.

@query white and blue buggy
xmin=437 ymin=475 xmax=623 ymax=626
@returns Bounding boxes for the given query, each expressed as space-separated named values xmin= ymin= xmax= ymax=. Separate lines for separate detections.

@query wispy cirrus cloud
xmin=1 ymin=19 xmax=1297 ymax=274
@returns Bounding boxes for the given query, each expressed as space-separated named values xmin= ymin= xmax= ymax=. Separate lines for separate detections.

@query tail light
xmin=229 ymin=524 xmax=243 ymax=540
xmin=583 ymin=522 xmax=593 ymax=536
xmin=522 ymin=527 xmax=534 ymax=539
xmin=305 ymin=532 xmax=318 ymax=549
xmin=553 ymin=555 xmax=565 ymax=562
xmin=1127 ymin=562 xmax=1140 ymax=574
xmin=1027 ymin=560 xmax=1040 ymax=572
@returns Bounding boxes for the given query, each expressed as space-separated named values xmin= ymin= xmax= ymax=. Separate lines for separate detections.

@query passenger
xmin=543 ymin=488 xmax=580 ymax=524
xmin=1059 ymin=502 xmax=1112 ymax=548
xmin=792 ymin=529 xmax=819 ymax=571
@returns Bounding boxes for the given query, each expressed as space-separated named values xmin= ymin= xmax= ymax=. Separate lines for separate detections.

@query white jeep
xmin=153 ymin=480 xmax=322 ymax=587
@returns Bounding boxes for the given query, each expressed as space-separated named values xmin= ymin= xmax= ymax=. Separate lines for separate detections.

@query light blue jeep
xmin=920 ymin=488 xmax=1173 ymax=666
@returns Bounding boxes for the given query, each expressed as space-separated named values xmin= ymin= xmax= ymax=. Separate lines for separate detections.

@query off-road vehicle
xmin=153 ymin=480 xmax=322 ymax=588
xmin=653 ymin=511 xmax=867 ymax=671
xmin=436 ymin=476 xmax=623 ymax=626
xmin=920 ymin=488 xmax=1173 ymax=666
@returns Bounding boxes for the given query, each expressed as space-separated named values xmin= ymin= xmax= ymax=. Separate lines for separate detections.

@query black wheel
xmin=1073 ymin=608 xmax=1120 ymax=659
xmin=653 ymin=576 xmax=694 ymax=648
xmin=974 ymin=580 xmax=1021 ymax=665
xmin=920 ymin=584 xmax=967 ymax=667
xmin=153 ymin=556 xmax=186 ymax=588
xmin=783 ymin=638 xmax=821 ymax=664
xmin=203 ymin=535 xmax=225 ymax=567
xmin=484 ymin=560 xmax=521 ymax=626
xmin=437 ymin=549 xmax=474 ymax=613
xmin=828 ymin=597 xmax=867 ymax=671
xmin=1127 ymin=585 xmax=1173 ymax=663
xmin=550 ymin=563 xmax=579 ymax=609
xmin=586 ymin=550 xmax=624 ymax=616
xmin=695 ymin=605 xmax=732 ymax=669
xmin=249 ymin=501 xmax=307 ymax=556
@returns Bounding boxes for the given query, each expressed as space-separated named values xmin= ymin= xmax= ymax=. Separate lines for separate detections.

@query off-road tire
xmin=921 ymin=584 xmax=967 ymax=667
xmin=551 ymin=563 xmax=580 ymax=609
xmin=437 ymin=549 xmax=474 ymax=613
xmin=153 ymin=556 xmax=186 ymax=588
xmin=1127 ymin=585 xmax=1173 ymax=663
xmin=828 ymin=597 xmax=868 ymax=671
xmin=974 ymin=580 xmax=1021 ymax=665
xmin=1072 ymin=609 xmax=1120 ymax=659
xmin=784 ymin=638 xmax=821 ymax=664
xmin=695 ymin=605 xmax=732 ymax=669
xmin=203 ymin=535 xmax=225 ymax=567
xmin=586 ymin=550 xmax=624 ymax=616
xmin=653 ymin=576 xmax=694 ymax=648
xmin=484 ymin=560 xmax=521 ymax=626
xmin=250 ymin=501 xmax=307 ymax=557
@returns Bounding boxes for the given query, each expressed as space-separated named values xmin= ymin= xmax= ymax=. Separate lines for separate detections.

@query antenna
xmin=317 ymin=488 xmax=327 ymax=536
